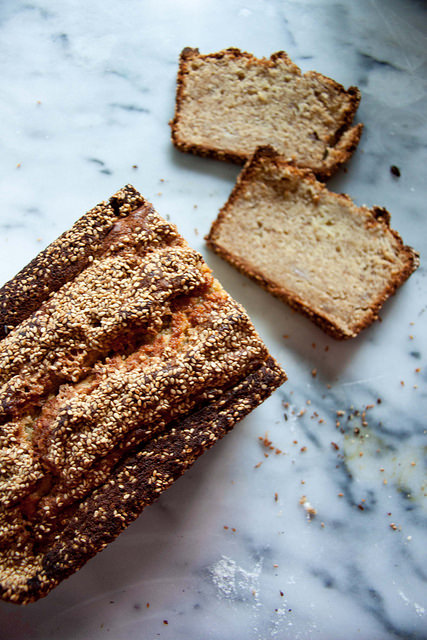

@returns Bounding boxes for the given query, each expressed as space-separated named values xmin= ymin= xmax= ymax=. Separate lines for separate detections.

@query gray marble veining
xmin=0 ymin=0 xmax=426 ymax=638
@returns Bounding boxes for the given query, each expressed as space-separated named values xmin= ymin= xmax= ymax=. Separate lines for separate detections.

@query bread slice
xmin=0 ymin=185 xmax=286 ymax=604
xmin=207 ymin=148 xmax=419 ymax=339
xmin=171 ymin=48 xmax=363 ymax=180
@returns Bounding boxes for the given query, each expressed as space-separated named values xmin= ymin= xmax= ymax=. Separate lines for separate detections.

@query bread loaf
xmin=171 ymin=48 xmax=363 ymax=180
xmin=207 ymin=147 xmax=419 ymax=339
xmin=0 ymin=185 xmax=286 ymax=603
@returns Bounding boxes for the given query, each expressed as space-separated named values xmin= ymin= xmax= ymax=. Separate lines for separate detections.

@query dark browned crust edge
xmin=1 ymin=356 xmax=286 ymax=605
xmin=170 ymin=47 xmax=363 ymax=179
xmin=0 ymin=185 xmax=146 ymax=335
xmin=206 ymin=147 xmax=420 ymax=340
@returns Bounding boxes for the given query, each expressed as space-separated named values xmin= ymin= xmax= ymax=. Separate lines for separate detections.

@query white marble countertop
xmin=0 ymin=0 xmax=426 ymax=638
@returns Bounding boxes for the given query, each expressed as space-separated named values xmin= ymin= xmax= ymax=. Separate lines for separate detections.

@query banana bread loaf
xmin=0 ymin=185 xmax=286 ymax=603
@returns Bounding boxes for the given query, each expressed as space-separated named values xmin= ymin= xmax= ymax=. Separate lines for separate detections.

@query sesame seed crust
xmin=0 ymin=186 xmax=286 ymax=604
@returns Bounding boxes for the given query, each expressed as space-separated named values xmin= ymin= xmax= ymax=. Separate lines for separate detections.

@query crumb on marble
xmin=299 ymin=495 xmax=317 ymax=518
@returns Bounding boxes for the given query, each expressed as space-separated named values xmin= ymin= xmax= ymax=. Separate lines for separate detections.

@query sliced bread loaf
xmin=0 ymin=185 xmax=286 ymax=603
xmin=206 ymin=147 xmax=419 ymax=339
xmin=171 ymin=48 xmax=363 ymax=180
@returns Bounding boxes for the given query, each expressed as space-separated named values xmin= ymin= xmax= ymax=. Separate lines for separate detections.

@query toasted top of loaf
xmin=0 ymin=185 xmax=286 ymax=603
xmin=207 ymin=148 xmax=419 ymax=339
xmin=171 ymin=48 xmax=363 ymax=180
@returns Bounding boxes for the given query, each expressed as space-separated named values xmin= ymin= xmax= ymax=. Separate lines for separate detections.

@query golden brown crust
xmin=0 ymin=356 xmax=285 ymax=604
xmin=0 ymin=186 xmax=287 ymax=603
xmin=170 ymin=48 xmax=363 ymax=179
xmin=206 ymin=147 xmax=420 ymax=339
xmin=0 ymin=185 xmax=146 ymax=335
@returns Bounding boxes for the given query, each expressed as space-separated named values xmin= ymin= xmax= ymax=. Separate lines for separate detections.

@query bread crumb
xmin=299 ymin=495 xmax=317 ymax=518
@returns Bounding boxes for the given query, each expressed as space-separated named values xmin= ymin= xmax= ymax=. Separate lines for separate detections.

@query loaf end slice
xmin=0 ymin=186 xmax=286 ymax=603
xmin=171 ymin=47 xmax=363 ymax=179
xmin=206 ymin=147 xmax=419 ymax=339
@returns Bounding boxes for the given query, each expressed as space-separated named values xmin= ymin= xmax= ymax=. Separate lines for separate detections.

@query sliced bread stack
xmin=172 ymin=48 xmax=419 ymax=337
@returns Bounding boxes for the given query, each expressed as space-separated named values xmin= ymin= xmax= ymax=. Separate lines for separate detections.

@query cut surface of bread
xmin=207 ymin=148 xmax=419 ymax=339
xmin=0 ymin=185 xmax=286 ymax=604
xmin=171 ymin=48 xmax=363 ymax=180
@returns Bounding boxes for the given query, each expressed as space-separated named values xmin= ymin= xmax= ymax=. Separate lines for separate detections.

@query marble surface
xmin=0 ymin=0 xmax=426 ymax=638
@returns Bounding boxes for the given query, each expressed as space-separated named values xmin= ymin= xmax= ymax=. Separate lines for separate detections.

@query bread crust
xmin=0 ymin=355 xmax=284 ymax=604
xmin=171 ymin=48 xmax=363 ymax=180
xmin=0 ymin=185 xmax=146 ymax=334
xmin=0 ymin=186 xmax=286 ymax=603
xmin=206 ymin=147 xmax=420 ymax=339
